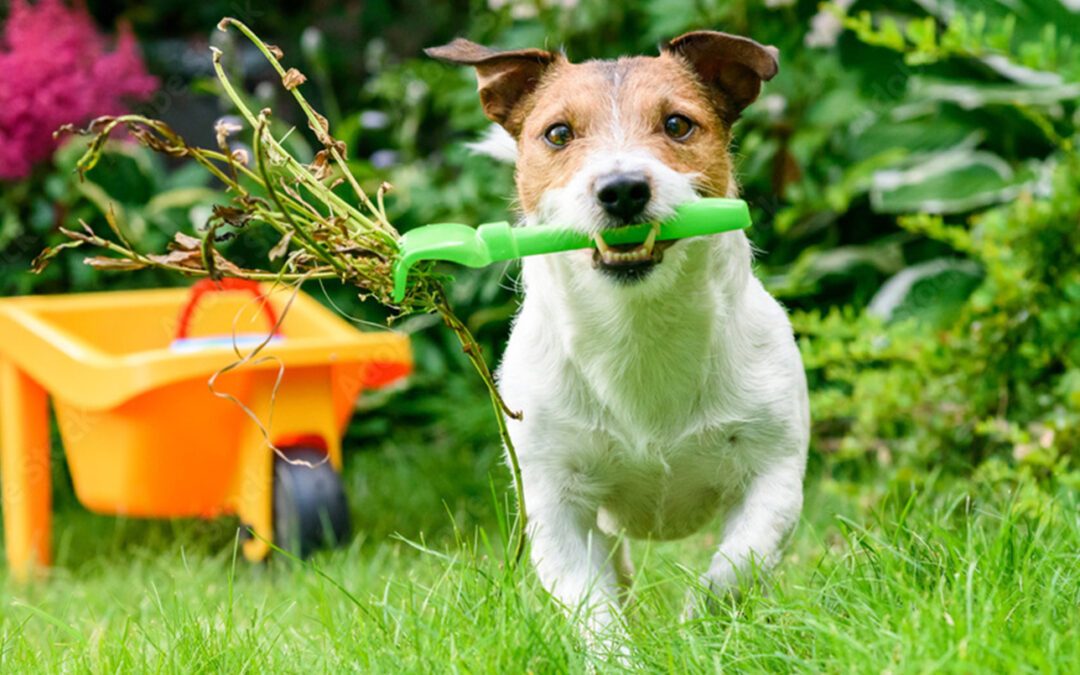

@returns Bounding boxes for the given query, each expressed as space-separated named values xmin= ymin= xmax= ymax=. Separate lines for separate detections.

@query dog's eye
xmin=544 ymin=123 xmax=574 ymax=148
xmin=663 ymin=115 xmax=694 ymax=141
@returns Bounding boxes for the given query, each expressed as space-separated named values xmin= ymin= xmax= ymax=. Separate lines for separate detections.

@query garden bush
xmin=792 ymin=2 xmax=1079 ymax=488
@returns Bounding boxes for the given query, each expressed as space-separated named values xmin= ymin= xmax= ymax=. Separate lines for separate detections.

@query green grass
xmin=2 ymin=375 xmax=1078 ymax=673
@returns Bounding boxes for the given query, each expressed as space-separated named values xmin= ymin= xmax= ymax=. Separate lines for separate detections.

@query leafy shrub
xmin=794 ymin=2 xmax=1079 ymax=483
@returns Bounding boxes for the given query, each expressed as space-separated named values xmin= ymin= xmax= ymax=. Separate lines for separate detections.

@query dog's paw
xmin=680 ymin=577 xmax=744 ymax=623
xmin=680 ymin=560 xmax=751 ymax=623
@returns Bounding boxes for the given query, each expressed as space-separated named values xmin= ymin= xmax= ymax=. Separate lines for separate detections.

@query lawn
xmin=2 ymin=373 xmax=1077 ymax=673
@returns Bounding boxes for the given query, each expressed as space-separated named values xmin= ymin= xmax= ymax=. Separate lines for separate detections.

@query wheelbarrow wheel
xmin=272 ymin=447 xmax=352 ymax=559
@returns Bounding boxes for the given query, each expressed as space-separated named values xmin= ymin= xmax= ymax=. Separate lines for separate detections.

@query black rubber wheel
xmin=272 ymin=447 xmax=352 ymax=559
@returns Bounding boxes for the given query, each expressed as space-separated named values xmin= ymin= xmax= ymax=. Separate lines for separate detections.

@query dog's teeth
xmin=595 ymin=231 xmax=663 ymax=265
xmin=643 ymin=223 xmax=658 ymax=255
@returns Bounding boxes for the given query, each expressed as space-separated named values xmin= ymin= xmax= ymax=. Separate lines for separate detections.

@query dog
xmin=427 ymin=31 xmax=810 ymax=647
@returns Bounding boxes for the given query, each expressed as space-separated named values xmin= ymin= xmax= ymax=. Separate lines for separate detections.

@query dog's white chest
xmin=585 ymin=427 xmax=752 ymax=540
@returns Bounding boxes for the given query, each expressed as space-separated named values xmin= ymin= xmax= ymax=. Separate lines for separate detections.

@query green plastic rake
xmin=392 ymin=197 xmax=751 ymax=301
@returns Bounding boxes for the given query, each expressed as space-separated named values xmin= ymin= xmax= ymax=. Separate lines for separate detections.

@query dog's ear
xmin=662 ymin=31 xmax=778 ymax=123
xmin=425 ymin=38 xmax=562 ymax=137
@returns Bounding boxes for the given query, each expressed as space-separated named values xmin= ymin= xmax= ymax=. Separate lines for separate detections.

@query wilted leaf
xmin=210 ymin=204 xmax=253 ymax=229
xmin=84 ymin=256 xmax=149 ymax=271
xmin=213 ymin=253 xmax=249 ymax=277
xmin=128 ymin=125 xmax=187 ymax=158
xmin=104 ymin=205 xmax=134 ymax=248
xmin=214 ymin=118 xmax=243 ymax=146
xmin=327 ymin=216 xmax=349 ymax=235
xmin=58 ymin=225 xmax=98 ymax=244
xmin=146 ymin=250 xmax=203 ymax=267
xmin=308 ymin=112 xmax=330 ymax=140
xmin=282 ymin=68 xmax=307 ymax=90
xmin=172 ymin=232 xmax=202 ymax=250
xmin=309 ymin=150 xmax=331 ymax=181
xmin=269 ymin=231 xmax=293 ymax=261
xmin=266 ymin=44 xmax=284 ymax=60
xmin=53 ymin=123 xmax=77 ymax=139
xmin=31 ymin=241 xmax=85 ymax=273
xmin=307 ymin=112 xmax=347 ymax=157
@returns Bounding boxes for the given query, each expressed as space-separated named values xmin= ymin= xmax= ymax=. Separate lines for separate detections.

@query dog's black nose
xmin=595 ymin=172 xmax=651 ymax=223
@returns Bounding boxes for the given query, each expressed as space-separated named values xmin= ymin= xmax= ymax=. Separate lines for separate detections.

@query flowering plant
xmin=0 ymin=0 xmax=164 ymax=296
xmin=0 ymin=0 xmax=157 ymax=181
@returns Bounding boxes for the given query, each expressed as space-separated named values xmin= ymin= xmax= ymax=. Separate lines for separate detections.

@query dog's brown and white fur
xmin=428 ymin=32 xmax=810 ymax=644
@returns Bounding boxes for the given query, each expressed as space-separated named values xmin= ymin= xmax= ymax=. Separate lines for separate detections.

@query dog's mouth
xmin=591 ymin=223 xmax=673 ymax=280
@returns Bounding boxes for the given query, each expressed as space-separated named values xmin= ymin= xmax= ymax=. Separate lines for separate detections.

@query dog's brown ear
xmin=663 ymin=31 xmax=778 ymax=123
xmin=425 ymin=38 xmax=561 ymax=136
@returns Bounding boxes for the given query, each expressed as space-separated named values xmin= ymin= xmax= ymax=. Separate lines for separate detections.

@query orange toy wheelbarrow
xmin=0 ymin=280 xmax=411 ymax=580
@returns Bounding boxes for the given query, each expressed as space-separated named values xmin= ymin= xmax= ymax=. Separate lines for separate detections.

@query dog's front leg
xmin=692 ymin=452 xmax=805 ymax=613
xmin=525 ymin=477 xmax=627 ymax=649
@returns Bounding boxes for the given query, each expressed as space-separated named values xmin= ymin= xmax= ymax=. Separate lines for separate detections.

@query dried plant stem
xmin=218 ymin=18 xmax=390 ymax=231
xmin=434 ymin=289 xmax=526 ymax=563
xmin=252 ymin=115 xmax=349 ymax=277
xmin=209 ymin=48 xmax=385 ymax=243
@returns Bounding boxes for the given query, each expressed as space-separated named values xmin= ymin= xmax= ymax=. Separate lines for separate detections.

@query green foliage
xmin=0 ymin=140 xmax=219 ymax=295
xmin=794 ymin=4 xmax=1079 ymax=483
xmin=840 ymin=1 xmax=1080 ymax=78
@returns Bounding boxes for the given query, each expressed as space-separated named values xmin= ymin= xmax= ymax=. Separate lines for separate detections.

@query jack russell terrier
xmin=427 ymin=31 xmax=810 ymax=645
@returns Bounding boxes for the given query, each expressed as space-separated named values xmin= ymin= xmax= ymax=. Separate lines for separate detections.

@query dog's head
xmin=427 ymin=32 xmax=777 ymax=290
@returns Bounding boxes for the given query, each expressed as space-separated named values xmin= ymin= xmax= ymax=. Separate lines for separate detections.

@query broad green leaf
xmin=910 ymin=77 xmax=1080 ymax=109
xmin=868 ymin=258 xmax=983 ymax=325
xmin=871 ymin=149 xmax=1046 ymax=213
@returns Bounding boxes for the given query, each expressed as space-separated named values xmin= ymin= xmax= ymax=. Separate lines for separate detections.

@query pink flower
xmin=0 ymin=0 xmax=157 ymax=180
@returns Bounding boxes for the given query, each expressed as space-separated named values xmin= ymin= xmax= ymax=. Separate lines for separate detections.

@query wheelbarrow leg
xmin=0 ymin=360 xmax=52 ymax=580
xmin=231 ymin=369 xmax=341 ymax=562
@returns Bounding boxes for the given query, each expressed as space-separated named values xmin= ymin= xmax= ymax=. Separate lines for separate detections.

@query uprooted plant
xmin=33 ymin=18 xmax=527 ymax=563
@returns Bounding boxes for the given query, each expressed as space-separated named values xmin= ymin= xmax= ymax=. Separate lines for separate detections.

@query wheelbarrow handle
xmin=175 ymin=279 xmax=281 ymax=340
